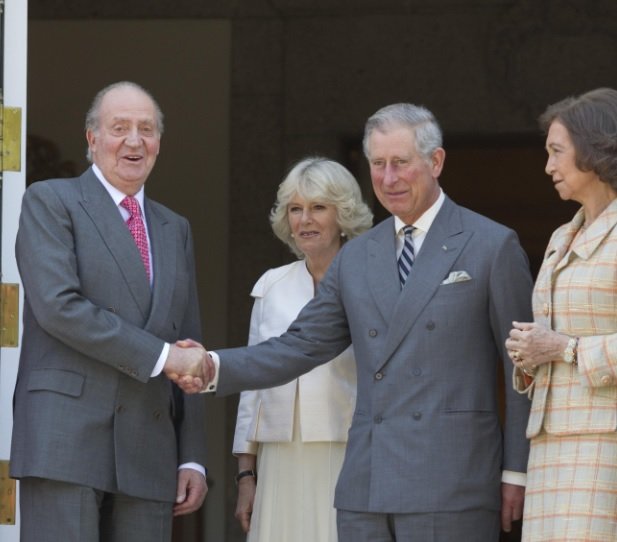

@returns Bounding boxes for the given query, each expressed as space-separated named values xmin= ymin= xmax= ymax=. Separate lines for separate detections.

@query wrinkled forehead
xmin=99 ymin=87 xmax=158 ymax=124
xmin=367 ymin=125 xmax=416 ymax=154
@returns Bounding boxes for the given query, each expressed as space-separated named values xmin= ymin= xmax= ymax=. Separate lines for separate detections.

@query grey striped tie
xmin=398 ymin=225 xmax=415 ymax=287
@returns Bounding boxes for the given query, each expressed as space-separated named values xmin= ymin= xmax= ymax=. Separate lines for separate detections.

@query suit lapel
xmin=571 ymin=199 xmax=617 ymax=261
xmin=379 ymin=198 xmax=472 ymax=366
xmin=367 ymin=218 xmax=401 ymax=322
xmin=143 ymin=200 xmax=176 ymax=334
xmin=78 ymin=169 xmax=152 ymax=319
xmin=550 ymin=208 xmax=583 ymax=275
xmin=551 ymin=200 xmax=617 ymax=274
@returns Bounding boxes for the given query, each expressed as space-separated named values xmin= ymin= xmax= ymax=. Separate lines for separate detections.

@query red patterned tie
xmin=120 ymin=196 xmax=151 ymax=281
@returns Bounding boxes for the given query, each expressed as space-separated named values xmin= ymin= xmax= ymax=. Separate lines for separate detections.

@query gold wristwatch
xmin=563 ymin=337 xmax=579 ymax=365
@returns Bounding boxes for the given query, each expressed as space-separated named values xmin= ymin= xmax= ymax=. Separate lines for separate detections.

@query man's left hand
xmin=174 ymin=468 xmax=208 ymax=516
xmin=501 ymin=482 xmax=524 ymax=532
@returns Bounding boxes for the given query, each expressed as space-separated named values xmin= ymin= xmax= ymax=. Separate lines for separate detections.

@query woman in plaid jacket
xmin=506 ymin=88 xmax=617 ymax=541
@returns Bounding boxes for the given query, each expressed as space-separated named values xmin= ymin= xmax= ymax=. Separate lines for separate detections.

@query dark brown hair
xmin=539 ymin=87 xmax=617 ymax=189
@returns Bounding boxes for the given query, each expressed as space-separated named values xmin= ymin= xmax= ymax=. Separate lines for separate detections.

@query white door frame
xmin=0 ymin=0 xmax=27 ymax=539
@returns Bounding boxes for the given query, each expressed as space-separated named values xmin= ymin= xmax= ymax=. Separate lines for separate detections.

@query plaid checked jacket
xmin=515 ymin=199 xmax=617 ymax=438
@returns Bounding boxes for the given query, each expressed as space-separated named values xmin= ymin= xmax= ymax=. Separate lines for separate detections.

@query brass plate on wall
xmin=1 ymin=106 xmax=22 ymax=172
xmin=0 ymin=461 xmax=16 ymax=525
xmin=0 ymin=283 xmax=19 ymax=347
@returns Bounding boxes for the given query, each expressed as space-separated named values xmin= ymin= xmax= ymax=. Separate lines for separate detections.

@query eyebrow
xmin=110 ymin=116 xmax=155 ymax=123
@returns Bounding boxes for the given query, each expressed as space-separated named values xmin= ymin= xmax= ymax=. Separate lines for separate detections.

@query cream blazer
xmin=233 ymin=260 xmax=357 ymax=455
xmin=514 ymin=201 xmax=617 ymax=438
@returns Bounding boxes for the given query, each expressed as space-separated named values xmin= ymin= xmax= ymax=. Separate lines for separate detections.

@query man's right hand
xmin=164 ymin=342 xmax=209 ymax=394
xmin=163 ymin=339 xmax=216 ymax=393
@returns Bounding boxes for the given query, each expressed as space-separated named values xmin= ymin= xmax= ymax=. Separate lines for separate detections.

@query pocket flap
xmin=27 ymin=368 xmax=85 ymax=397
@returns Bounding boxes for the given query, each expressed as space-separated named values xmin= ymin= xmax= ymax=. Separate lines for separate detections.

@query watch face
xmin=564 ymin=338 xmax=577 ymax=363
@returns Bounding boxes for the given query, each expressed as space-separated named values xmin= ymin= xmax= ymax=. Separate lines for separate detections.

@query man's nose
xmin=125 ymin=128 xmax=141 ymax=146
xmin=383 ymin=163 xmax=397 ymax=185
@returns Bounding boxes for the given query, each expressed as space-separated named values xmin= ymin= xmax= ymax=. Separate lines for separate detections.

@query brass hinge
xmin=0 ymin=284 xmax=19 ymax=347
xmin=0 ymin=460 xmax=16 ymax=525
xmin=0 ymin=106 xmax=22 ymax=172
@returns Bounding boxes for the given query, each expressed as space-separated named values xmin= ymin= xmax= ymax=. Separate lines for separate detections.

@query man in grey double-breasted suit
xmin=201 ymin=103 xmax=533 ymax=541
xmin=11 ymin=82 xmax=210 ymax=542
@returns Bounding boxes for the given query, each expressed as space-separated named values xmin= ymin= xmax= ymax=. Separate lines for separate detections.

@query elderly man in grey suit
xmin=194 ymin=102 xmax=533 ymax=541
xmin=11 ymin=81 xmax=210 ymax=542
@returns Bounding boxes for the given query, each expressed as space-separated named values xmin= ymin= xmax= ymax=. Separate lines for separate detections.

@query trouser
xmin=19 ymin=477 xmax=173 ymax=542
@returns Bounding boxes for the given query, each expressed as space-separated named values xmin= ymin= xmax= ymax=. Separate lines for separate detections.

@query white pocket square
xmin=441 ymin=270 xmax=472 ymax=285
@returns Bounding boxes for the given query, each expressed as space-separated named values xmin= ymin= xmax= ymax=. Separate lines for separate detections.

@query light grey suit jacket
xmin=217 ymin=196 xmax=533 ymax=514
xmin=10 ymin=168 xmax=206 ymax=503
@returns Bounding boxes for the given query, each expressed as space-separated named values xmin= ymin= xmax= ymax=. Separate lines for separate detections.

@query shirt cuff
xmin=502 ymin=470 xmax=526 ymax=487
xmin=201 ymin=351 xmax=220 ymax=393
xmin=151 ymin=342 xmax=170 ymax=377
xmin=178 ymin=462 xmax=207 ymax=477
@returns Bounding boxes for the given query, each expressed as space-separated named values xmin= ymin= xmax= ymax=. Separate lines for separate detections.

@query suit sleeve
xmin=216 ymin=249 xmax=352 ymax=396
xmin=488 ymin=230 xmax=534 ymax=473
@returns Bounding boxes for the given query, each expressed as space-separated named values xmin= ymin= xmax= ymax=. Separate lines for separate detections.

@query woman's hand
xmin=235 ymin=454 xmax=257 ymax=533
xmin=234 ymin=475 xmax=256 ymax=533
xmin=506 ymin=321 xmax=570 ymax=372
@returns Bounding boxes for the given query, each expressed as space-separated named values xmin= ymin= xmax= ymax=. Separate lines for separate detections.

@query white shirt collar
xmin=394 ymin=187 xmax=445 ymax=235
xmin=91 ymin=163 xmax=146 ymax=210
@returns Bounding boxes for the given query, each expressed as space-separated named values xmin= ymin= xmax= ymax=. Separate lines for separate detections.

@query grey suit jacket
xmin=10 ymin=168 xmax=206 ymax=503
xmin=217 ymin=196 xmax=533 ymax=514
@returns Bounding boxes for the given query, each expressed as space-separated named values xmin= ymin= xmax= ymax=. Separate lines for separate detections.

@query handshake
xmin=163 ymin=339 xmax=216 ymax=394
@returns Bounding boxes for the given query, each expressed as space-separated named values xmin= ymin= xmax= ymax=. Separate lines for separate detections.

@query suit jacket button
xmin=426 ymin=321 xmax=435 ymax=330
xmin=116 ymin=405 xmax=125 ymax=414
xmin=375 ymin=372 xmax=384 ymax=381
xmin=412 ymin=412 xmax=422 ymax=420
xmin=413 ymin=368 xmax=421 ymax=376
xmin=601 ymin=375 xmax=612 ymax=385
xmin=369 ymin=329 xmax=378 ymax=337
xmin=374 ymin=415 xmax=383 ymax=424
xmin=153 ymin=410 xmax=162 ymax=420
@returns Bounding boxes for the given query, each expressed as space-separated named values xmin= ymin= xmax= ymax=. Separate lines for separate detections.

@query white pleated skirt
xmin=246 ymin=397 xmax=346 ymax=542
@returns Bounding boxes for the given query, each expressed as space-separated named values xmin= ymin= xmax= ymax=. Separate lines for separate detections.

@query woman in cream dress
xmin=507 ymin=88 xmax=617 ymax=541
xmin=233 ymin=157 xmax=372 ymax=541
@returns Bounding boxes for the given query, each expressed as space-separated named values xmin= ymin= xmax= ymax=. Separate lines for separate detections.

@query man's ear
xmin=431 ymin=147 xmax=446 ymax=178
xmin=86 ymin=129 xmax=96 ymax=154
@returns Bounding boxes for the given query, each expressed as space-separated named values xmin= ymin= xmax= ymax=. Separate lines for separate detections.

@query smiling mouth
xmin=299 ymin=231 xmax=319 ymax=238
xmin=124 ymin=155 xmax=142 ymax=162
